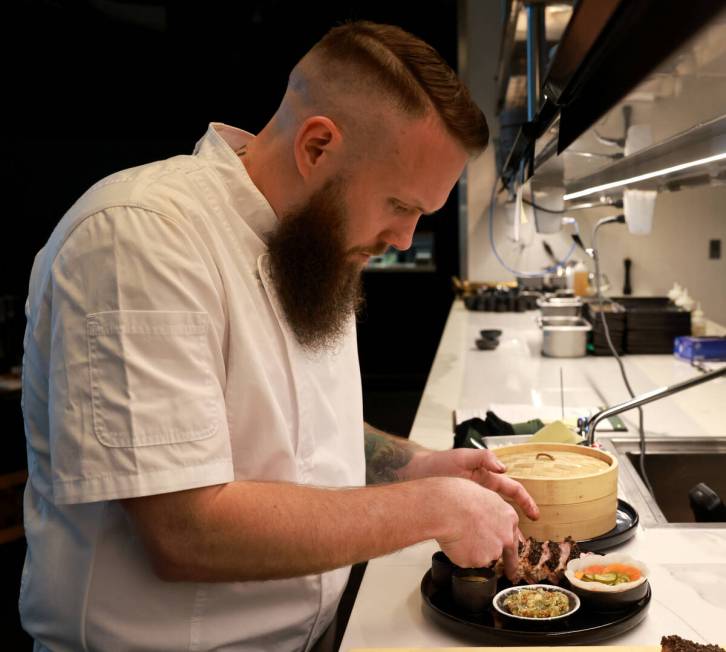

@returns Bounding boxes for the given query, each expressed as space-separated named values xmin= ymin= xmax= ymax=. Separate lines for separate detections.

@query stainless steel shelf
xmin=498 ymin=0 xmax=724 ymax=188
xmin=564 ymin=114 xmax=726 ymax=201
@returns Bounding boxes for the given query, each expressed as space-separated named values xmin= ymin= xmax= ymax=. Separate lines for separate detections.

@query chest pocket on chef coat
xmin=87 ymin=310 xmax=221 ymax=447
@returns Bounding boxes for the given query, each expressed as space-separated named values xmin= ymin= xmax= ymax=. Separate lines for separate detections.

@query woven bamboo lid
xmin=494 ymin=443 xmax=618 ymax=504
xmin=499 ymin=448 xmax=611 ymax=480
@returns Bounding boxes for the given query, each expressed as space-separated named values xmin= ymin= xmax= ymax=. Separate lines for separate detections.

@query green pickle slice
xmin=581 ymin=571 xmax=633 ymax=585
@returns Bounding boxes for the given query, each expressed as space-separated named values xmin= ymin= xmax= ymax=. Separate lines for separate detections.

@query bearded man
xmin=20 ymin=20 xmax=538 ymax=652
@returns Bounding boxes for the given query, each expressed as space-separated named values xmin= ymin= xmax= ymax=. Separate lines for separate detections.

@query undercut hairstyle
xmin=309 ymin=20 xmax=489 ymax=155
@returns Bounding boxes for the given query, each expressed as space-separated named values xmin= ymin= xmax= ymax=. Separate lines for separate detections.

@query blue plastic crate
xmin=674 ymin=336 xmax=726 ymax=361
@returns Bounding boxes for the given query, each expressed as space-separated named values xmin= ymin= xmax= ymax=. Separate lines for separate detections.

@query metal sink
xmin=601 ymin=436 xmax=726 ymax=528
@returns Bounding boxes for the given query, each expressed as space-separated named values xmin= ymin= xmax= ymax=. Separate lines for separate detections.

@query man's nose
xmin=381 ymin=215 xmax=420 ymax=251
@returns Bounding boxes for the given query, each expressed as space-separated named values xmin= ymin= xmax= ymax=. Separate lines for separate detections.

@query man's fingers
xmin=486 ymin=474 xmax=540 ymax=521
xmin=502 ymin=529 xmax=519 ymax=580
xmin=464 ymin=449 xmax=506 ymax=474
xmin=485 ymin=450 xmax=507 ymax=472
xmin=467 ymin=453 xmax=539 ymax=521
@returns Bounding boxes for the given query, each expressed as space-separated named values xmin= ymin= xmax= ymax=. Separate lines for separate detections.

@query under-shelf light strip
xmin=562 ymin=151 xmax=726 ymax=201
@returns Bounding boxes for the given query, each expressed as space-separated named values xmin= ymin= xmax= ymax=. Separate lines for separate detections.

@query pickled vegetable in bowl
xmin=574 ymin=562 xmax=642 ymax=586
xmin=566 ymin=553 xmax=647 ymax=592
xmin=565 ymin=552 xmax=649 ymax=610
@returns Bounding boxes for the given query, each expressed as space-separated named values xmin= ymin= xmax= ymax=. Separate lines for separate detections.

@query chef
xmin=19 ymin=20 xmax=539 ymax=652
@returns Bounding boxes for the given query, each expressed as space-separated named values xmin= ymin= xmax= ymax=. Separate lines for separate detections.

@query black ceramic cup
xmin=431 ymin=551 xmax=454 ymax=589
xmin=451 ymin=566 xmax=498 ymax=613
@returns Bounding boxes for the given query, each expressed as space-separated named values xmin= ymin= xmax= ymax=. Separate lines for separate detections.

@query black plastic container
xmin=431 ymin=551 xmax=454 ymax=589
xmin=450 ymin=566 xmax=498 ymax=613
xmin=584 ymin=302 xmax=626 ymax=355
xmin=585 ymin=297 xmax=691 ymax=355
xmin=618 ymin=297 xmax=691 ymax=354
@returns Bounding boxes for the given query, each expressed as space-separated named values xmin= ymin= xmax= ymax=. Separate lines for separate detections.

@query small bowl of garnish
xmin=492 ymin=585 xmax=580 ymax=628
xmin=565 ymin=552 xmax=649 ymax=611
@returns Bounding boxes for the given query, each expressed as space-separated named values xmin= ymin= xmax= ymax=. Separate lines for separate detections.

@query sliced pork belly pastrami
xmin=526 ymin=540 xmax=543 ymax=567
xmin=545 ymin=541 xmax=561 ymax=571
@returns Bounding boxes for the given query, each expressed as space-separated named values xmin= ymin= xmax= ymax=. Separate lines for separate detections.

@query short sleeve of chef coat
xmin=46 ymin=206 xmax=234 ymax=504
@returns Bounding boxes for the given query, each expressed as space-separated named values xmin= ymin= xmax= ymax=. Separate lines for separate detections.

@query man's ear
xmin=293 ymin=116 xmax=342 ymax=181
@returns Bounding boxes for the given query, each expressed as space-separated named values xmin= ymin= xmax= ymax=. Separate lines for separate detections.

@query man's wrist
xmin=398 ymin=448 xmax=435 ymax=481
xmin=416 ymin=475 xmax=465 ymax=541
xmin=363 ymin=423 xmax=429 ymax=484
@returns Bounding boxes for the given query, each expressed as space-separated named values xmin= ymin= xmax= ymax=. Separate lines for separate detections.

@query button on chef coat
xmin=20 ymin=122 xmax=366 ymax=652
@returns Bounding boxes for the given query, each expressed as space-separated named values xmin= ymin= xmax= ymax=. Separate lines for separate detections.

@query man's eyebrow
xmin=391 ymin=197 xmax=435 ymax=216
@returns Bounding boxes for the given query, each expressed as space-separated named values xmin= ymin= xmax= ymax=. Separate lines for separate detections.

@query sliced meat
xmin=491 ymin=536 xmax=587 ymax=586
xmin=565 ymin=536 xmax=582 ymax=562
xmin=545 ymin=541 xmax=561 ymax=572
xmin=526 ymin=540 xmax=543 ymax=567
xmin=528 ymin=541 xmax=552 ymax=583
xmin=522 ymin=540 xmax=543 ymax=583
xmin=494 ymin=536 xmax=532 ymax=583
xmin=543 ymin=541 xmax=563 ymax=584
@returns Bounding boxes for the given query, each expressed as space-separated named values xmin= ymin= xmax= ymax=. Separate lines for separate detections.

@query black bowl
xmin=480 ymin=329 xmax=503 ymax=339
xmin=431 ymin=551 xmax=454 ymax=589
xmin=451 ymin=566 xmax=498 ymax=613
xmin=566 ymin=578 xmax=650 ymax=612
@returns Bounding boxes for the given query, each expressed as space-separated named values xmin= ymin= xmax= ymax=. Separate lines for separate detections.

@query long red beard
xmin=266 ymin=176 xmax=364 ymax=351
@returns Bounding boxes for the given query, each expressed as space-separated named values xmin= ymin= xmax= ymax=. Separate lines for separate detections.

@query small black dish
xmin=431 ymin=551 xmax=454 ymax=589
xmin=451 ymin=567 xmax=498 ymax=613
xmin=480 ymin=329 xmax=503 ymax=339
xmin=475 ymin=338 xmax=499 ymax=350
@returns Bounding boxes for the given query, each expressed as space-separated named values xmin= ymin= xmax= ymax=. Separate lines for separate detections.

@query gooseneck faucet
xmin=578 ymin=365 xmax=726 ymax=446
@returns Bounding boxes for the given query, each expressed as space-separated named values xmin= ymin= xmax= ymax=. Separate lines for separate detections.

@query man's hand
xmin=405 ymin=447 xmax=540 ymax=521
xmin=433 ymin=477 xmax=521 ymax=577
xmin=363 ymin=424 xmax=539 ymax=523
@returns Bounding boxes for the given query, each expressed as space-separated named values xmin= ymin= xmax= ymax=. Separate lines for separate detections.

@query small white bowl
xmin=493 ymin=584 xmax=580 ymax=624
xmin=565 ymin=552 xmax=649 ymax=610
xmin=565 ymin=552 xmax=647 ymax=593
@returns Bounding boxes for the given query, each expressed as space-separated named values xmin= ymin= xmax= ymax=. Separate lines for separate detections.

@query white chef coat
xmin=20 ymin=122 xmax=366 ymax=652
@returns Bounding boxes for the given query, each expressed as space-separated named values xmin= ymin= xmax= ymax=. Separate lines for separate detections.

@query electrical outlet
xmin=709 ymin=239 xmax=721 ymax=260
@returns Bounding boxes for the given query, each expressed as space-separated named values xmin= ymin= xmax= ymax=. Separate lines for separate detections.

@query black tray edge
xmin=578 ymin=498 xmax=639 ymax=552
xmin=420 ymin=570 xmax=651 ymax=646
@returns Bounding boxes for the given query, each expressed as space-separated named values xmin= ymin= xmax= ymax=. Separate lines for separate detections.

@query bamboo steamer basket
xmin=493 ymin=442 xmax=618 ymax=541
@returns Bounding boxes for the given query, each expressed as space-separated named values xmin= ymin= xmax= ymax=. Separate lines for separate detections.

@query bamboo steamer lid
xmin=493 ymin=442 xmax=618 ymax=541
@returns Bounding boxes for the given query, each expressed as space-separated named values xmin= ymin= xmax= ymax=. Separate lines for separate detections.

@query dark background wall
xmin=2 ymin=1 xmax=460 ymax=647
xmin=4 ymin=0 xmax=461 ymax=427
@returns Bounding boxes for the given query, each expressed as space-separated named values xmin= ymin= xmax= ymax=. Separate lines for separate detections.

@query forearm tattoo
xmin=364 ymin=426 xmax=415 ymax=485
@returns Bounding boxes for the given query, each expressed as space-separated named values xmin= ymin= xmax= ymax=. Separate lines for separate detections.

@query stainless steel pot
xmin=536 ymin=296 xmax=583 ymax=317
xmin=538 ymin=316 xmax=592 ymax=357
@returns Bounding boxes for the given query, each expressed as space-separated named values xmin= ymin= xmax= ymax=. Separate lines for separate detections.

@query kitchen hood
xmin=499 ymin=0 xmax=725 ymax=189
xmin=563 ymin=114 xmax=726 ymax=201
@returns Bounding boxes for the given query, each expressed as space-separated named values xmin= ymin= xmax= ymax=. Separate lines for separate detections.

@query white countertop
xmin=340 ymin=301 xmax=726 ymax=649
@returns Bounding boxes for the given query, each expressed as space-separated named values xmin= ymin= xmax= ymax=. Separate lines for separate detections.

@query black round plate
xmin=421 ymin=571 xmax=651 ymax=645
xmin=577 ymin=499 xmax=639 ymax=552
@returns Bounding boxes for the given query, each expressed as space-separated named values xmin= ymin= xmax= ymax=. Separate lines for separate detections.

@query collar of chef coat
xmin=193 ymin=122 xmax=279 ymax=243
